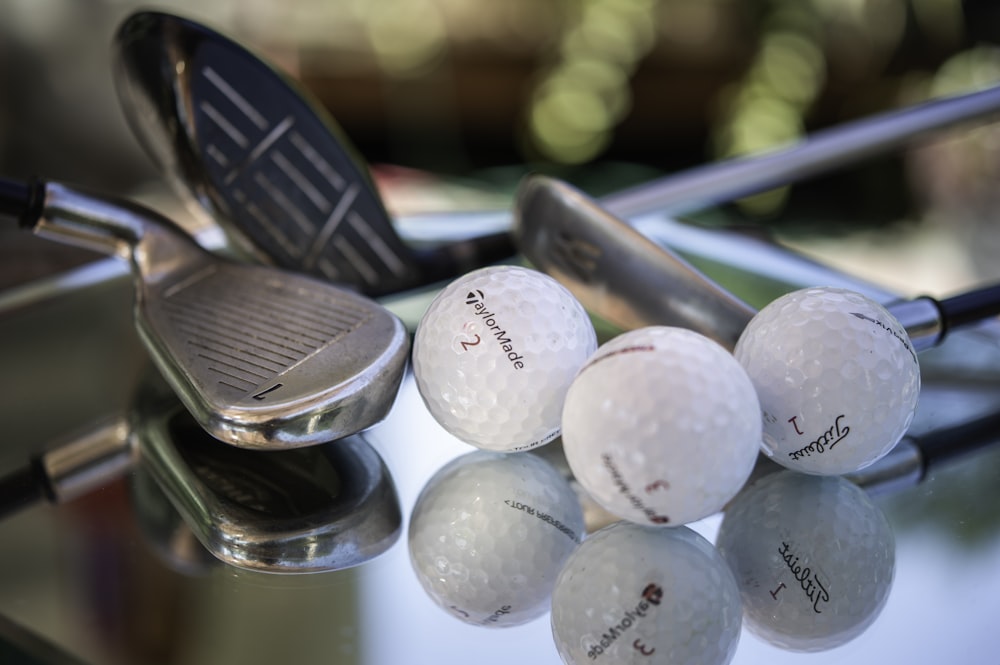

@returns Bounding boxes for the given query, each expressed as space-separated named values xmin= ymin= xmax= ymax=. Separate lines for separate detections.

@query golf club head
xmin=136 ymin=400 xmax=402 ymax=574
xmin=512 ymin=174 xmax=756 ymax=351
xmin=113 ymin=10 xmax=431 ymax=296
xmin=31 ymin=182 xmax=409 ymax=450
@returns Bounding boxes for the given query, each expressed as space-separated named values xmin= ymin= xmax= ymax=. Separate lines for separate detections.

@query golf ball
xmin=408 ymin=450 xmax=584 ymax=627
xmin=716 ymin=470 xmax=895 ymax=652
xmin=734 ymin=287 xmax=920 ymax=475
xmin=412 ymin=265 xmax=597 ymax=451
xmin=561 ymin=326 xmax=761 ymax=527
xmin=551 ymin=521 xmax=742 ymax=665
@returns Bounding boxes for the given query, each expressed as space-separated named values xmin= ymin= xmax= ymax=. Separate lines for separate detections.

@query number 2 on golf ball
xmin=413 ymin=265 xmax=597 ymax=451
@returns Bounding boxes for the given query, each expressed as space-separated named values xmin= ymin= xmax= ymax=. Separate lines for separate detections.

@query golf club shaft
xmin=601 ymin=84 xmax=1000 ymax=218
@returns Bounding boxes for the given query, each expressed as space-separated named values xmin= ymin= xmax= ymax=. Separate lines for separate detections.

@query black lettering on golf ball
xmin=601 ymin=455 xmax=670 ymax=525
xmin=464 ymin=291 xmax=525 ymax=369
xmin=584 ymin=589 xmax=656 ymax=660
xmin=788 ymin=415 xmax=850 ymax=461
xmin=481 ymin=605 xmax=513 ymax=624
xmin=504 ymin=499 xmax=579 ymax=542
xmin=850 ymin=311 xmax=917 ymax=364
xmin=778 ymin=541 xmax=831 ymax=614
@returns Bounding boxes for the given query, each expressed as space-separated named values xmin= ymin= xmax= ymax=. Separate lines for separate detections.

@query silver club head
xmin=513 ymin=174 xmax=756 ymax=351
xmin=113 ymin=11 xmax=512 ymax=297
xmin=27 ymin=181 xmax=409 ymax=449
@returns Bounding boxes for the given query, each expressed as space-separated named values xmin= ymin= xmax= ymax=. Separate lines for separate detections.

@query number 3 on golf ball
xmin=562 ymin=326 xmax=762 ymax=526
xmin=413 ymin=265 xmax=597 ymax=451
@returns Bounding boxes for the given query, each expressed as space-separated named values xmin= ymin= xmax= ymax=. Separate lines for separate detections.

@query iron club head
xmin=513 ymin=174 xmax=757 ymax=350
xmin=2 ymin=177 xmax=409 ymax=449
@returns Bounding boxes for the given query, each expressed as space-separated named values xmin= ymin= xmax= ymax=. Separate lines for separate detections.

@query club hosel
xmin=32 ymin=181 xmax=205 ymax=283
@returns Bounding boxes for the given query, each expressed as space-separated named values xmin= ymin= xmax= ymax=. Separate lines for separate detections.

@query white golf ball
xmin=733 ymin=287 xmax=920 ymax=475
xmin=408 ymin=450 xmax=584 ymax=627
xmin=551 ymin=521 xmax=742 ymax=665
xmin=412 ymin=265 xmax=597 ymax=451
xmin=716 ymin=470 xmax=895 ymax=652
xmin=561 ymin=326 xmax=761 ymax=527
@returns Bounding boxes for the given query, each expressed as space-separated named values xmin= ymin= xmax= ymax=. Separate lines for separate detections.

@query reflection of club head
xmin=129 ymin=463 xmax=220 ymax=577
xmin=138 ymin=401 xmax=402 ymax=573
xmin=0 ymin=365 xmax=402 ymax=573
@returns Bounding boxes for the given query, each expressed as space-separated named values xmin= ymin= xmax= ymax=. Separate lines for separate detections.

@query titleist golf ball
xmin=734 ymin=287 xmax=920 ymax=475
xmin=551 ymin=521 xmax=742 ymax=665
xmin=561 ymin=326 xmax=761 ymax=526
xmin=716 ymin=470 xmax=895 ymax=652
xmin=408 ymin=450 xmax=584 ymax=627
xmin=413 ymin=265 xmax=597 ymax=451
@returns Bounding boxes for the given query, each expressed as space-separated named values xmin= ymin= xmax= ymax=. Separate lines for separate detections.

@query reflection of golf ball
xmin=408 ymin=451 xmax=584 ymax=627
xmin=734 ymin=287 xmax=920 ymax=475
xmin=561 ymin=326 xmax=761 ymax=526
xmin=412 ymin=265 xmax=597 ymax=451
xmin=716 ymin=470 xmax=895 ymax=652
xmin=551 ymin=521 xmax=742 ymax=665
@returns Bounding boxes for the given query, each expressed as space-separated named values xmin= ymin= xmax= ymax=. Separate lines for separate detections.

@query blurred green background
xmin=3 ymin=0 xmax=1000 ymax=226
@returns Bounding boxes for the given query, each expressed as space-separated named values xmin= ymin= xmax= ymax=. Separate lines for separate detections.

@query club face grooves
xmin=137 ymin=261 xmax=409 ymax=450
xmin=114 ymin=10 xmax=422 ymax=297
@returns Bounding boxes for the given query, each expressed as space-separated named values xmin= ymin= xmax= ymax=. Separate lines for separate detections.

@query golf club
xmin=0 ymin=177 xmax=409 ymax=450
xmin=113 ymin=10 xmax=514 ymax=298
xmin=514 ymin=175 xmax=1000 ymax=352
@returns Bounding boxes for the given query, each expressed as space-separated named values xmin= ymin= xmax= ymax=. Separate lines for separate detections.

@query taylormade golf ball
xmin=408 ymin=450 xmax=584 ymax=627
xmin=412 ymin=265 xmax=597 ymax=451
xmin=551 ymin=521 xmax=742 ymax=665
xmin=734 ymin=287 xmax=920 ymax=475
xmin=716 ymin=470 xmax=895 ymax=652
xmin=561 ymin=326 xmax=761 ymax=527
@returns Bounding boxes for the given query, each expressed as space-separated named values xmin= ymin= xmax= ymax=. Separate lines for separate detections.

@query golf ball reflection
xmin=550 ymin=521 xmax=742 ymax=665
xmin=716 ymin=470 xmax=896 ymax=652
xmin=408 ymin=451 xmax=584 ymax=627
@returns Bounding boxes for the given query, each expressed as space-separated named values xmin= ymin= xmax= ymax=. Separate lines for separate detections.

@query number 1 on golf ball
xmin=413 ymin=265 xmax=597 ymax=451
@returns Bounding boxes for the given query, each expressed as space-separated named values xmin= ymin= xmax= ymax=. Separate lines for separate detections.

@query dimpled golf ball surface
xmin=716 ymin=470 xmax=895 ymax=652
xmin=734 ymin=287 xmax=920 ymax=475
xmin=408 ymin=450 xmax=584 ymax=627
xmin=561 ymin=326 xmax=761 ymax=526
xmin=551 ymin=521 xmax=742 ymax=665
xmin=412 ymin=265 xmax=597 ymax=451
